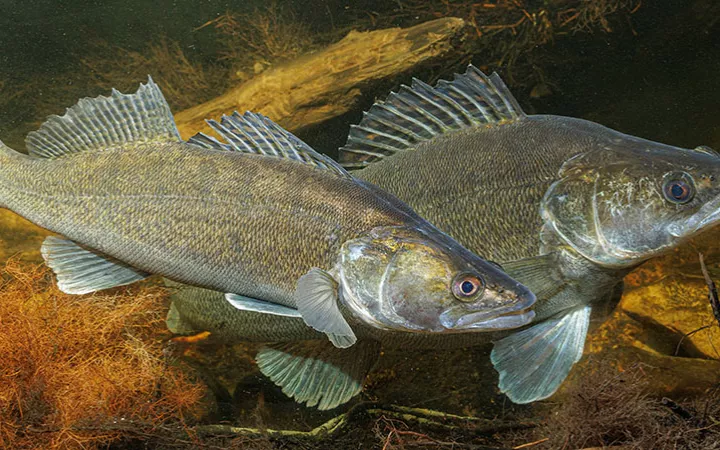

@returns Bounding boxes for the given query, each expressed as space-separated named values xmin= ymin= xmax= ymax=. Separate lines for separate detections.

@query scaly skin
xmin=0 ymin=141 xmax=411 ymax=307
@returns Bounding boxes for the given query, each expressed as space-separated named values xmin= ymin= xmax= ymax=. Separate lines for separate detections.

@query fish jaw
xmin=438 ymin=286 xmax=536 ymax=331
xmin=670 ymin=193 xmax=720 ymax=237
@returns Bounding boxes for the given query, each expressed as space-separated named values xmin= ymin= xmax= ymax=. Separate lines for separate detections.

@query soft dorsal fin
xmin=339 ymin=65 xmax=526 ymax=168
xmin=188 ymin=111 xmax=352 ymax=179
xmin=26 ymin=77 xmax=181 ymax=159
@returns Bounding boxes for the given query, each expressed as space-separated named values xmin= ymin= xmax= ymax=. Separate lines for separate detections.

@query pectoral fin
xmin=224 ymin=293 xmax=301 ymax=317
xmin=502 ymin=253 xmax=565 ymax=300
xmin=256 ymin=339 xmax=380 ymax=410
xmin=295 ymin=268 xmax=357 ymax=348
xmin=166 ymin=301 xmax=198 ymax=335
xmin=491 ymin=305 xmax=591 ymax=404
xmin=41 ymin=236 xmax=149 ymax=294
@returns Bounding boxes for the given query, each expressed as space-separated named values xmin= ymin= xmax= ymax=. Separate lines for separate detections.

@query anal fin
xmin=256 ymin=339 xmax=380 ymax=410
xmin=491 ymin=305 xmax=591 ymax=404
xmin=41 ymin=236 xmax=149 ymax=294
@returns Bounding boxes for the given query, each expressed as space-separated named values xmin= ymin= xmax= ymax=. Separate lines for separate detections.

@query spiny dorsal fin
xmin=339 ymin=65 xmax=526 ymax=168
xmin=188 ymin=111 xmax=352 ymax=179
xmin=26 ymin=77 xmax=181 ymax=159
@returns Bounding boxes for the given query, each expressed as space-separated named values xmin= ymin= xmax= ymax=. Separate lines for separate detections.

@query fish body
xmin=0 ymin=79 xmax=536 ymax=410
xmin=339 ymin=66 xmax=720 ymax=404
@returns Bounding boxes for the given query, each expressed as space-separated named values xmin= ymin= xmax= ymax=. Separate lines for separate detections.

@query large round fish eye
xmin=451 ymin=273 xmax=485 ymax=302
xmin=662 ymin=172 xmax=695 ymax=204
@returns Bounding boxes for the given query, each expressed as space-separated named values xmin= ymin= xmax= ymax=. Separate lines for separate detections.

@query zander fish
xmin=0 ymin=79 xmax=535 ymax=408
xmin=339 ymin=65 xmax=720 ymax=404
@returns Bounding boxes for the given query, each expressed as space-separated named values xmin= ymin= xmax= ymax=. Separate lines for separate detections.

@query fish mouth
xmin=439 ymin=290 xmax=536 ymax=331
xmin=669 ymin=195 xmax=720 ymax=238
xmin=695 ymin=207 xmax=720 ymax=232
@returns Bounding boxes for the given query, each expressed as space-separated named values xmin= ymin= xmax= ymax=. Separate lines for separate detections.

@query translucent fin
xmin=166 ymin=301 xmax=197 ymax=335
xmin=224 ymin=293 xmax=301 ymax=318
xmin=503 ymin=253 xmax=566 ymax=301
xmin=491 ymin=305 xmax=591 ymax=404
xmin=256 ymin=340 xmax=379 ymax=410
xmin=41 ymin=236 xmax=149 ymax=295
xmin=339 ymin=65 xmax=526 ymax=168
xmin=188 ymin=111 xmax=351 ymax=179
xmin=26 ymin=77 xmax=181 ymax=158
xmin=295 ymin=268 xmax=356 ymax=348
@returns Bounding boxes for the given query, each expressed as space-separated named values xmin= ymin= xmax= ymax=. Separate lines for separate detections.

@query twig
xmin=699 ymin=253 xmax=720 ymax=326
xmin=513 ymin=438 xmax=549 ymax=449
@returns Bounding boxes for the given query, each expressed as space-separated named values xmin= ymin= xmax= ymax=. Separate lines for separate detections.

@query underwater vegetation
xmin=355 ymin=0 xmax=642 ymax=85
xmin=79 ymin=37 xmax=227 ymax=111
xmin=512 ymin=361 xmax=720 ymax=450
xmin=0 ymin=261 xmax=206 ymax=449
xmin=198 ymin=1 xmax=320 ymax=82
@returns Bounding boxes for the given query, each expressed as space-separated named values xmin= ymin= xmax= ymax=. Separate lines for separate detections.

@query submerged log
xmin=173 ymin=17 xmax=466 ymax=139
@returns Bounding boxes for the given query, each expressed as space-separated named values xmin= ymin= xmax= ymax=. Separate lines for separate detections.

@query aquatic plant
xmin=510 ymin=361 xmax=720 ymax=449
xmin=351 ymin=0 xmax=642 ymax=86
xmin=0 ymin=260 xmax=206 ymax=449
xmin=198 ymin=2 xmax=317 ymax=80
xmin=79 ymin=36 xmax=227 ymax=111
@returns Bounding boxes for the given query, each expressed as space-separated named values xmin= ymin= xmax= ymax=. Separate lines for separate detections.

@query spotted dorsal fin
xmin=188 ymin=112 xmax=352 ymax=179
xmin=339 ymin=65 xmax=526 ymax=168
xmin=26 ymin=77 xmax=181 ymax=159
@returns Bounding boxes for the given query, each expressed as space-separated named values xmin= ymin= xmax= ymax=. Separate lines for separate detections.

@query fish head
xmin=337 ymin=226 xmax=536 ymax=333
xmin=542 ymin=137 xmax=720 ymax=268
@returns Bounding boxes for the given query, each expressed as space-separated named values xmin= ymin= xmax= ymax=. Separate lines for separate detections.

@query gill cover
xmin=338 ymin=226 xmax=457 ymax=332
xmin=541 ymin=145 xmax=720 ymax=268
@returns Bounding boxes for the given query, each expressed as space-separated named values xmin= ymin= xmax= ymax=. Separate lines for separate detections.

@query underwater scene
xmin=0 ymin=0 xmax=719 ymax=448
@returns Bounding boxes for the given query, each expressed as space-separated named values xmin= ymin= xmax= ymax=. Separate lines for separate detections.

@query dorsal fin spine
xmin=350 ymin=137 xmax=403 ymax=154
xmin=367 ymin=109 xmax=425 ymax=141
xmin=418 ymin=81 xmax=474 ymax=126
xmin=244 ymin=115 xmax=275 ymax=155
xmin=383 ymin=101 xmax=435 ymax=136
xmin=490 ymin=73 xmax=524 ymax=118
xmin=353 ymin=125 xmax=412 ymax=147
xmin=189 ymin=111 xmax=351 ymax=179
xmin=405 ymin=88 xmax=450 ymax=129
xmin=395 ymin=91 xmax=446 ymax=133
xmin=26 ymin=77 xmax=180 ymax=159
xmin=410 ymin=79 xmax=467 ymax=127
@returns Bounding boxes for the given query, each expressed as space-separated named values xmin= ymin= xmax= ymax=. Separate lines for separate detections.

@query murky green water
xmin=1 ymin=1 xmax=719 ymax=448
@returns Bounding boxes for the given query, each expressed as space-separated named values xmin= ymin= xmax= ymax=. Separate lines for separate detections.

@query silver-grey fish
xmin=0 ymin=79 xmax=536 ymax=409
xmin=339 ymin=65 xmax=720 ymax=404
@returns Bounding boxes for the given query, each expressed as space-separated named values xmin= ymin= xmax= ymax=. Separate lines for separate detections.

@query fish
xmin=338 ymin=65 xmax=720 ymax=404
xmin=0 ymin=79 xmax=536 ymax=409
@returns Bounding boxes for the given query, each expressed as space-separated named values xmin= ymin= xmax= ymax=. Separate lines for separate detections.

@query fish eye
xmin=452 ymin=273 xmax=485 ymax=302
xmin=662 ymin=172 xmax=695 ymax=204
